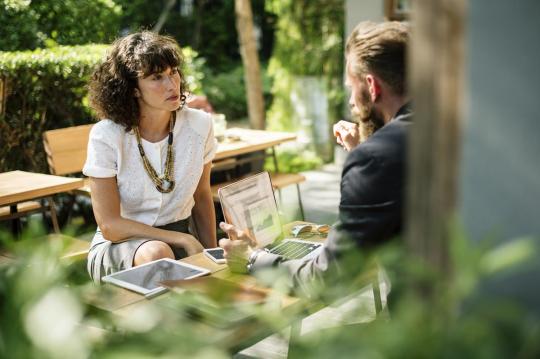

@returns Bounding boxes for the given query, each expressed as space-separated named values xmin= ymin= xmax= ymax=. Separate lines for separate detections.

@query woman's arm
xmin=191 ymin=162 xmax=217 ymax=248
xmin=89 ymin=177 xmax=203 ymax=255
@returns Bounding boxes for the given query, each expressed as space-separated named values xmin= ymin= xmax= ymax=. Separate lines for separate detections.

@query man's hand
xmin=333 ymin=120 xmax=360 ymax=151
xmin=218 ymin=222 xmax=256 ymax=273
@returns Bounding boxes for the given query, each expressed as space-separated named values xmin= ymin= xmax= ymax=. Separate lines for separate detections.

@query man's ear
xmin=365 ymin=74 xmax=381 ymax=102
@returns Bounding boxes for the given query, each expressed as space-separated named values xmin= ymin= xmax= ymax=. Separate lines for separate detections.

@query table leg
xmin=46 ymin=196 xmax=60 ymax=234
xmin=271 ymin=147 xmax=279 ymax=173
xmin=9 ymin=204 xmax=22 ymax=237
xmin=296 ymin=183 xmax=305 ymax=221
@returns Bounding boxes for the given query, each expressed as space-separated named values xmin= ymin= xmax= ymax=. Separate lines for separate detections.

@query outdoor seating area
xmin=1 ymin=0 xmax=540 ymax=358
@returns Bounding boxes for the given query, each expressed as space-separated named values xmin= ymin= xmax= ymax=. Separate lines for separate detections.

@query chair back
xmin=42 ymin=124 xmax=93 ymax=175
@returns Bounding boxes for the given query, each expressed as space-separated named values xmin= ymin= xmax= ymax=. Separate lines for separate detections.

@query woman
xmin=84 ymin=31 xmax=217 ymax=283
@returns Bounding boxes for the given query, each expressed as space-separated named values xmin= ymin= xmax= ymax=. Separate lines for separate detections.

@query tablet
xmin=102 ymin=258 xmax=210 ymax=298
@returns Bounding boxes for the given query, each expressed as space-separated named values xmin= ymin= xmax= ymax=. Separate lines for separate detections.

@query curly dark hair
xmin=88 ymin=31 xmax=189 ymax=130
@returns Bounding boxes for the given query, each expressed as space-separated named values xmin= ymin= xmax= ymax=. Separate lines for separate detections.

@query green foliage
xmin=203 ymin=66 xmax=247 ymax=121
xmin=265 ymin=0 xmax=345 ymax=160
xmin=264 ymin=148 xmax=323 ymax=174
xmin=1 ymin=222 xmax=540 ymax=357
xmin=202 ymin=64 xmax=273 ymax=122
xmin=115 ymin=0 xmax=276 ymax=72
xmin=287 ymin=234 xmax=540 ymax=358
xmin=266 ymin=0 xmax=344 ymax=77
xmin=0 ymin=0 xmax=122 ymax=51
xmin=0 ymin=44 xmax=106 ymax=172
xmin=0 ymin=44 xmax=204 ymax=173
xmin=0 ymin=224 xmax=231 ymax=358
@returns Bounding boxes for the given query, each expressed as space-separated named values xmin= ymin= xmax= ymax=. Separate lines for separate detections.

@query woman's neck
xmin=138 ymin=109 xmax=172 ymax=143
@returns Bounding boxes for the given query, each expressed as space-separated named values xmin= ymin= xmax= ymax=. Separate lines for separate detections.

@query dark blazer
xmin=251 ymin=104 xmax=412 ymax=286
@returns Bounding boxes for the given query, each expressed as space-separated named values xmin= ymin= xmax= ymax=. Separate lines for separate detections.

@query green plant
xmin=0 ymin=223 xmax=231 ymax=358
xmin=0 ymin=0 xmax=122 ymax=51
xmin=202 ymin=64 xmax=273 ymax=123
xmin=203 ymin=65 xmax=248 ymax=121
xmin=116 ymin=0 xmax=276 ymax=72
xmin=1 ymin=222 xmax=539 ymax=357
xmin=0 ymin=44 xmax=204 ymax=173
xmin=265 ymin=0 xmax=345 ymax=133
xmin=285 ymin=232 xmax=540 ymax=358
xmin=264 ymin=147 xmax=323 ymax=173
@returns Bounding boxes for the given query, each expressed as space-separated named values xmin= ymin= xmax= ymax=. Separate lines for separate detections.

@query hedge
xmin=0 ymin=44 xmax=203 ymax=173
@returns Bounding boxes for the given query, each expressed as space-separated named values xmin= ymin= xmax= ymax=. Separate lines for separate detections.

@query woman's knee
xmin=133 ymin=241 xmax=174 ymax=266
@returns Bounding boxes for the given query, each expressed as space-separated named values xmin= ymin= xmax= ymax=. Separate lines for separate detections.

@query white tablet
xmin=102 ymin=258 xmax=210 ymax=298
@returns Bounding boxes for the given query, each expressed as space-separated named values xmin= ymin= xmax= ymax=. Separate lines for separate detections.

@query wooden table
xmin=0 ymin=170 xmax=85 ymax=233
xmin=216 ymin=128 xmax=296 ymax=160
xmin=89 ymin=221 xmax=327 ymax=353
xmin=215 ymin=128 xmax=296 ymax=171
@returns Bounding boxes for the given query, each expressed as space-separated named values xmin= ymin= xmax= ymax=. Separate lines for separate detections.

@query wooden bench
xmin=42 ymin=124 xmax=93 ymax=197
xmin=0 ymin=200 xmax=42 ymax=220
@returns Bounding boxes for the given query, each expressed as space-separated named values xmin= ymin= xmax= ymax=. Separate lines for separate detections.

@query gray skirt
xmin=87 ymin=218 xmax=195 ymax=284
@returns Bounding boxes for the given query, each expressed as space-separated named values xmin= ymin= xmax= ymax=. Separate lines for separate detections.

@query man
xmin=220 ymin=21 xmax=411 ymax=285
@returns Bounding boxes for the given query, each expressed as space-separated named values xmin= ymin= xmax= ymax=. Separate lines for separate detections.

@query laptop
xmin=218 ymin=172 xmax=323 ymax=260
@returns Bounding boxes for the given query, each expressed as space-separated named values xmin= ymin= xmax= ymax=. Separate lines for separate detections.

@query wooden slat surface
xmin=0 ymin=171 xmax=85 ymax=206
xmin=43 ymin=124 xmax=93 ymax=175
xmin=214 ymin=128 xmax=296 ymax=161
xmin=0 ymin=200 xmax=42 ymax=218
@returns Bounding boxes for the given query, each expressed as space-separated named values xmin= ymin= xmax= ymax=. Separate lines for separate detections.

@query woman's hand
xmin=180 ymin=234 xmax=205 ymax=256
xmin=165 ymin=232 xmax=204 ymax=256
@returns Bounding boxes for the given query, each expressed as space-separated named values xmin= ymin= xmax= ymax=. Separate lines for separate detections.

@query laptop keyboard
xmin=269 ymin=241 xmax=321 ymax=259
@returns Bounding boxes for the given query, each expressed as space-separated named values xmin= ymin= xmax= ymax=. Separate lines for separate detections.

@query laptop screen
xmin=218 ymin=172 xmax=282 ymax=248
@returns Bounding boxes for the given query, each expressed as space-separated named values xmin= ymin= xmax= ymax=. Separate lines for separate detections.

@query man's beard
xmin=351 ymin=87 xmax=385 ymax=142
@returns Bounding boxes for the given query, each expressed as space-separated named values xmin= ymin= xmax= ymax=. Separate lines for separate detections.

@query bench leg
xmin=295 ymin=184 xmax=305 ymax=221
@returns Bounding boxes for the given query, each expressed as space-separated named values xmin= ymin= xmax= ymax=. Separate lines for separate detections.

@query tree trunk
xmin=235 ymin=0 xmax=265 ymax=129
xmin=406 ymin=0 xmax=467 ymax=299
xmin=153 ymin=0 xmax=177 ymax=33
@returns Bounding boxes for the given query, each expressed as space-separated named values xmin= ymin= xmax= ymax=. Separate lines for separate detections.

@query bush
xmin=202 ymin=64 xmax=273 ymax=123
xmin=0 ymin=0 xmax=122 ymax=51
xmin=264 ymin=147 xmax=323 ymax=173
xmin=265 ymin=0 xmax=345 ymax=161
xmin=0 ymin=44 xmax=204 ymax=173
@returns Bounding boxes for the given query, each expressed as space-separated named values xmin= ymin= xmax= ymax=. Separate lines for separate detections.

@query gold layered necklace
xmin=134 ymin=112 xmax=176 ymax=193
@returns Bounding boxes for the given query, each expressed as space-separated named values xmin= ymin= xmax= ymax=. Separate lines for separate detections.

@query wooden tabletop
xmin=214 ymin=128 xmax=296 ymax=161
xmin=86 ymin=221 xmax=328 ymax=351
xmin=89 ymin=221 xmax=325 ymax=310
xmin=0 ymin=170 xmax=85 ymax=206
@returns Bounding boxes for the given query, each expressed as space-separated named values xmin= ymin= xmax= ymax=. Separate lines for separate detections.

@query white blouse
xmin=83 ymin=107 xmax=217 ymax=227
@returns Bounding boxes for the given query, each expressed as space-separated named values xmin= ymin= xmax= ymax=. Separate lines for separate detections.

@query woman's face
xmin=136 ymin=66 xmax=182 ymax=113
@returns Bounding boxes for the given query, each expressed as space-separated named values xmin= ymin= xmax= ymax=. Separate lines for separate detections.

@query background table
xmin=0 ymin=170 xmax=85 ymax=233
xmin=215 ymin=128 xmax=296 ymax=166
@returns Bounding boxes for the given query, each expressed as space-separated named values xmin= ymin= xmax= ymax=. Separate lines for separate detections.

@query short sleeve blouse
xmin=83 ymin=107 xmax=217 ymax=226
